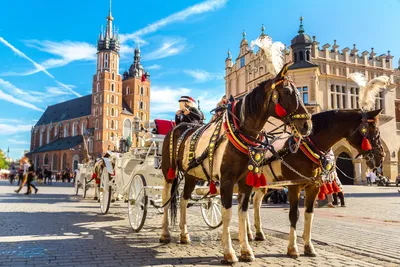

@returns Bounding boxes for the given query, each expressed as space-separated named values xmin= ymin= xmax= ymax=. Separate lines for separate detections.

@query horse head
xmin=347 ymin=109 xmax=384 ymax=170
xmin=265 ymin=62 xmax=313 ymax=137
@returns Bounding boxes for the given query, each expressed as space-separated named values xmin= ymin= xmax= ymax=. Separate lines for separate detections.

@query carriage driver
xmin=175 ymin=96 xmax=203 ymax=125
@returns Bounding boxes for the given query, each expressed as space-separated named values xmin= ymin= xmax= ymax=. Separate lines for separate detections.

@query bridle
xmin=268 ymin=75 xmax=311 ymax=137
xmin=349 ymin=111 xmax=383 ymax=168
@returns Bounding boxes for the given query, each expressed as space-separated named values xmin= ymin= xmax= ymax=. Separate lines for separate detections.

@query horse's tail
xmin=169 ymin=174 xmax=179 ymax=226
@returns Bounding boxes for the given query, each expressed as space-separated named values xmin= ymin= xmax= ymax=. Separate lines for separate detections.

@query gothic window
xmin=64 ymin=124 xmax=69 ymax=138
xmin=111 ymin=108 xmax=115 ymax=116
xmin=140 ymin=101 xmax=143 ymax=110
xmin=299 ymin=51 xmax=304 ymax=61
xmin=306 ymin=51 xmax=310 ymax=61
xmin=123 ymin=119 xmax=132 ymax=138
xmin=97 ymin=72 xmax=100 ymax=81
xmin=294 ymin=52 xmax=297 ymax=63
xmin=44 ymin=154 xmax=49 ymax=165
xmin=62 ymin=153 xmax=67 ymax=170
xmin=95 ymin=119 xmax=99 ymax=129
xmin=112 ymin=73 xmax=115 ymax=80
xmin=111 ymin=95 xmax=114 ymax=104
xmin=240 ymin=57 xmax=245 ymax=68
xmin=52 ymin=154 xmax=58 ymax=171
xmin=72 ymin=122 xmax=77 ymax=136
xmin=100 ymin=95 xmax=102 ymax=103
xmin=39 ymin=130 xmax=43 ymax=146
xmin=88 ymin=138 xmax=93 ymax=153
xmin=46 ymin=127 xmax=51 ymax=144
xmin=97 ymin=83 xmax=99 ymax=92
xmin=126 ymin=86 xmax=130 ymax=95
xmin=111 ymin=120 xmax=115 ymax=129
xmin=297 ymin=87 xmax=309 ymax=104
xmin=140 ymin=87 xmax=144 ymax=95
xmin=81 ymin=121 xmax=86 ymax=135
xmin=111 ymin=84 xmax=114 ymax=92
xmin=54 ymin=125 xmax=58 ymax=137
xmin=104 ymin=53 xmax=109 ymax=68
xmin=99 ymin=107 xmax=102 ymax=115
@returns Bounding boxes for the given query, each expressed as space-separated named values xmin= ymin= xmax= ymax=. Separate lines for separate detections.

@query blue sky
xmin=1 ymin=0 xmax=399 ymax=160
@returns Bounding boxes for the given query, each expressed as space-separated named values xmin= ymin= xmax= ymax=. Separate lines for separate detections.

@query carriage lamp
xmin=133 ymin=116 xmax=141 ymax=133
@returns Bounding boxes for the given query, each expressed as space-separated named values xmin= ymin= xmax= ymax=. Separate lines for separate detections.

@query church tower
xmin=92 ymin=2 xmax=123 ymax=155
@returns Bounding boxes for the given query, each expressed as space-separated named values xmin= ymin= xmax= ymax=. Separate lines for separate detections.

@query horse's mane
xmin=311 ymin=109 xmax=340 ymax=136
xmin=237 ymin=79 xmax=270 ymax=118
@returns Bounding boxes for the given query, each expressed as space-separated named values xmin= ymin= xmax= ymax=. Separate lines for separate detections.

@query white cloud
xmin=183 ymin=69 xmax=224 ymax=83
xmin=144 ymin=38 xmax=186 ymax=60
xmin=0 ymin=89 xmax=44 ymax=112
xmin=0 ymin=124 xmax=32 ymax=135
xmin=0 ymin=119 xmax=23 ymax=123
xmin=0 ymin=78 xmax=40 ymax=103
xmin=150 ymin=86 xmax=191 ymax=114
xmin=7 ymin=139 xmax=29 ymax=145
xmin=0 ymin=36 xmax=81 ymax=97
xmin=120 ymin=0 xmax=227 ymax=42
xmin=147 ymin=64 xmax=161 ymax=70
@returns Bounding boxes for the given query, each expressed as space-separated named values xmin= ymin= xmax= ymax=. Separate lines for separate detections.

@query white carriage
xmin=75 ymin=161 xmax=97 ymax=199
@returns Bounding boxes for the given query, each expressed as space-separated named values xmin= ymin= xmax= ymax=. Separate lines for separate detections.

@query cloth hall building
xmin=225 ymin=19 xmax=400 ymax=183
xmin=28 ymin=8 xmax=150 ymax=172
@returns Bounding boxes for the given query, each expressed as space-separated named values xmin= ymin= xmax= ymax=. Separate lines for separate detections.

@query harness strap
xmin=175 ymin=127 xmax=193 ymax=163
xmin=188 ymin=123 xmax=211 ymax=162
xmin=268 ymin=162 xmax=279 ymax=182
xmin=208 ymin=119 xmax=223 ymax=178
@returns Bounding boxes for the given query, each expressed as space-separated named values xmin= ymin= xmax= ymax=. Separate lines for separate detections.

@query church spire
xmin=298 ymin=16 xmax=305 ymax=34
xmin=105 ymin=0 xmax=114 ymax=39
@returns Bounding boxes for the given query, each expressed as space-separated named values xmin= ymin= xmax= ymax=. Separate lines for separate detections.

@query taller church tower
xmin=92 ymin=3 xmax=123 ymax=155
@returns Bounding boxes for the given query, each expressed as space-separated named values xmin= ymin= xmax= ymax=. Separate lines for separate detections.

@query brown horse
xmin=160 ymin=64 xmax=313 ymax=263
xmin=250 ymin=109 xmax=384 ymax=258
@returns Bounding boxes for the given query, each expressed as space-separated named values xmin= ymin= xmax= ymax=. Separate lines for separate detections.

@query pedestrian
xmin=370 ymin=169 xmax=377 ymax=185
xmin=17 ymin=168 xmax=23 ymax=186
xmin=366 ymin=170 xmax=371 ymax=185
xmin=25 ymin=159 xmax=38 ymax=195
xmin=331 ymin=169 xmax=345 ymax=207
xmin=14 ymin=157 xmax=30 ymax=193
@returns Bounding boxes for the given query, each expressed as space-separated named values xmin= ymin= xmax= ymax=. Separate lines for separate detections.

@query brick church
xmin=28 ymin=6 xmax=150 ymax=172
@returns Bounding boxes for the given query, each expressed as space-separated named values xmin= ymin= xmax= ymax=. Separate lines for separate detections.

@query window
xmin=100 ymin=95 xmax=102 ymax=103
xmin=297 ymin=87 xmax=309 ymax=104
xmin=81 ymin=121 xmax=86 ymax=135
xmin=99 ymin=107 xmax=102 ymax=115
xmin=72 ymin=122 xmax=77 ymax=136
xmin=341 ymin=86 xmax=346 ymax=108
xmin=106 ymin=132 xmax=109 ymax=141
xmin=350 ymin=87 xmax=359 ymax=109
xmin=88 ymin=138 xmax=93 ymax=153
xmin=115 ymin=120 xmax=118 ymax=130
xmin=64 ymin=124 xmax=69 ymax=138
xmin=123 ymin=119 xmax=132 ymax=138
xmin=39 ymin=131 xmax=43 ymax=146
xmin=140 ymin=87 xmax=144 ymax=95
xmin=306 ymin=51 xmax=310 ymax=61
xmin=104 ymin=54 xmax=109 ymax=68
xmin=112 ymin=72 xmax=115 ymax=80
xmin=294 ymin=52 xmax=297 ymax=63
xmin=94 ymin=107 xmax=98 ymax=116
xmin=330 ymin=85 xmax=346 ymax=108
xmin=44 ymin=154 xmax=49 ymax=165
xmin=96 ymin=83 xmax=99 ymax=92
xmin=240 ymin=57 xmax=245 ymax=68
xmin=106 ymin=120 xmax=109 ymax=129
xmin=111 ymin=84 xmax=114 ymax=92
xmin=111 ymin=95 xmax=114 ymax=104
xmin=46 ymin=128 xmax=51 ymax=144
xmin=110 ymin=132 xmax=115 ymax=141
xmin=97 ymin=72 xmax=100 ymax=81
xmin=111 ymin=120 xmax=115 ymax=129
xmin=95 ymin=119 xmax=99 ymax=129
xmin=106 ymin=107 xmax=109 ymax=116
xmin=54 ymin=125 xmax=58 ymax=137
xmin=375 ymin=90 xmax=385 ymax=113
xmin=140 ymin=101 xmax=143 ymax=110
xmin=111 ymin=108 xmax=115 ymax=116
xmin=299 ymin=51 xmax=304 ymax=61
xmin=126 ymin=86 xmax=130 ymax=95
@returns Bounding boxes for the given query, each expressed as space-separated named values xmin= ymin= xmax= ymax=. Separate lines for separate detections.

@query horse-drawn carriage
xmin=77 ymin=119 xmax=224 ymax=232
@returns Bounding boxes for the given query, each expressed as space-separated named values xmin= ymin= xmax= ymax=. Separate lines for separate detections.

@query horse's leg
xmin=220 ymin=176 xmax=238 ymax=263
xmin=246 ymin=209 xmax=254 ymax=241
xmin=253 ymin=188 xmax=267 ymax=241
xmin=179 ymin=176 xmax=197 ymax=244
xmin=237 ymin=180 xmax=255 ymax=262
xmin=159 ymin=180 xmax=172 ymax=243
xmin=302 ymin=185 xmax=319 ymax=257
xmin=287 ymin=185 xmax=301 ymax=258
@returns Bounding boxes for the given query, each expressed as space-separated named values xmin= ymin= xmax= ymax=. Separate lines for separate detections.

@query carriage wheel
xmin=128 ymin=174 xmax=148 ymax=232
xmin=201 ymin=196 xmax=223 ymax=229
xmin=100 ymin=170 xmax=112 ymax=214
xmin=82 ymin=177 xmax=87 ymax=199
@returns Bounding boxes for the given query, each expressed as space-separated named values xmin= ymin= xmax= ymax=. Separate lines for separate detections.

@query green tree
xmin=0 ymin=149 xmax=9 ymax=169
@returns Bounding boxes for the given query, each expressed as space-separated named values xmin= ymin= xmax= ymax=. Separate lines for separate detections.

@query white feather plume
xmin=349 ymin=72 xmax=391 ymax=110
xmin=251 ymin=36 xmax=284 ymax=76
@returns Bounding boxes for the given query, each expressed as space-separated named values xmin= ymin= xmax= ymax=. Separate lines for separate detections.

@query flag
xmin=141 ymin=73 xmax=146 ymax=82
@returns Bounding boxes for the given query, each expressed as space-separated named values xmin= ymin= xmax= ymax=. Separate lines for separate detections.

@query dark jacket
xmin=175 ymin=106 xmax=203 ymax=125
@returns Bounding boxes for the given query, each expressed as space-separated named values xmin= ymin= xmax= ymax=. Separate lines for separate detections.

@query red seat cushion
xmin=154 ymin=119 xmax=175 ymax=135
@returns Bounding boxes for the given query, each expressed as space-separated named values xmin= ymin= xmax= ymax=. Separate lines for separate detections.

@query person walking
xmin=14 ymin=157 xmax=30 ymax=193
xmin=331 ymin=169 xmax=346 ymax=207
xmin=366 ymin=170 xmax=371 ymax=185
xmin=25 ymin=159 xmax=38 ymax=195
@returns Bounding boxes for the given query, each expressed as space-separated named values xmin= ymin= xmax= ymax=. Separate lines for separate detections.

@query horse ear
xmin=276 ymin=62 xmax=291 ymax=79
xmin=366 ymin=109 xmax=383 ymax=119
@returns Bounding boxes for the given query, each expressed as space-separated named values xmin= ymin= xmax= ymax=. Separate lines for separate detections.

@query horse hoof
xmin=94 ymin=197 xmax=98 ymax=201
xmin=255 ymin=232 xmax=266 ymax=241
xmin=159 ymin=235 xmax=171 ymax=244
xmin=221 ymin=252 xmax=238 ymax=264
xmin=287 ymin=247 xmax=300 ymax=258
xmin=180 ymin=234 xmax=191 ymax=244
xmin=247 ymin=233 xmax=254 ymax=241
xmin=304 ymin=245 xmax=317 ymax=257
xmin=239 ymin=251 xmax=255 ymax=262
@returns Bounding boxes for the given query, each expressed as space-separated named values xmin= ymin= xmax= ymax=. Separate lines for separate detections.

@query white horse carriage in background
xmin=75 ymin=160 xmax=97 ymax=199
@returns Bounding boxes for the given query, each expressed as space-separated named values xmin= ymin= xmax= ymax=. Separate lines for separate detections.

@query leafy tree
xmin=0 ymin=149 xmax=9 ymax=169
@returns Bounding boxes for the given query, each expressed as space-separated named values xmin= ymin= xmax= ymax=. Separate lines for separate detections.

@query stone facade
xmin=225 ymin=19 xmax=400 ymax=183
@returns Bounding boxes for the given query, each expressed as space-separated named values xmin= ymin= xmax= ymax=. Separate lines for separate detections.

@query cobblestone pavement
xmin=0 ymin=181 xmax=399 ymax=267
